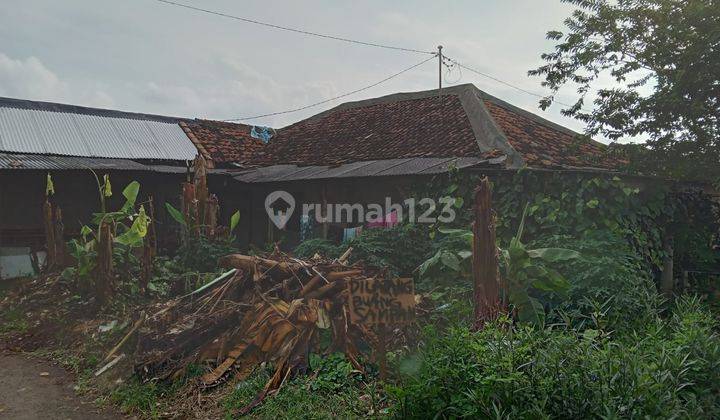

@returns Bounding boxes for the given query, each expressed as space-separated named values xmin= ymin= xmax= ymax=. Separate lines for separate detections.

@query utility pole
xmin=437 ymin=45 xmax=443 ymax=97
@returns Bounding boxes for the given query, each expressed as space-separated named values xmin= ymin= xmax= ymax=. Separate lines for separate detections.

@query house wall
xmin=0 ymin=170 xmax=260 ymax=279
xmin=242 ymin=175 xmax=423 ymax=250
xmin=239 ymin=168 xmax=708 ymax=250
xmin=0 ymin=170 xmax=189 ymax=249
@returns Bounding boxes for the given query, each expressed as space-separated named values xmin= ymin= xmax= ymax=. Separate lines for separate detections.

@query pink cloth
xmin=367 ymin=210 xmax=398 ymax=229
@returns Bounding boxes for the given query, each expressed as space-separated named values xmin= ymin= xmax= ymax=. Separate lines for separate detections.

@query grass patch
xmin=0 ymin=308 xmax=28 ymax=333
xmin=110 ymin=364 xmax=205 ymax=418
xmin=223 ymin=365 xmax=382 ymax=419
xmin=111 ymin=378 xmax=162 ymax=418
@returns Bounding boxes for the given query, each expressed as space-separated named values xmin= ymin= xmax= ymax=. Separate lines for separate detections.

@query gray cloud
xmin=0 ymin=0 xmax=632 ymax=141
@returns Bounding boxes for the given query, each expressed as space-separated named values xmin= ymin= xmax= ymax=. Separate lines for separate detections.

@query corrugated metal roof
xmin=0 ymin=152 xmax=152 ymax=171
xmin=0 ymin=152 xmax=230 ymax=175
xmin=0 ymin=107 xmax=198 ymax=160
xmin=233 ymin=156 xmax=505 ymax=183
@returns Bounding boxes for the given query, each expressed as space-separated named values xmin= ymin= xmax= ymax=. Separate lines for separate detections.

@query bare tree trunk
xmin=182 ymin=182 xmax=199 ymax=239
xmin=95 ymin=222 xmax=114 ymax=305
xmin=53 ymin=207 xmax=65 ymax=268
xmin=193 ymin=155 xmax=209 ymax=232
xmin=140 ymin=197 xmax=157 ymax=294
xmin=205 ymin=194 xmax=219 ymax=239
xmin=472 ymin=177 xmax=502 ymax=329
xmin=42 ymin=199 xmax=55 ymax=270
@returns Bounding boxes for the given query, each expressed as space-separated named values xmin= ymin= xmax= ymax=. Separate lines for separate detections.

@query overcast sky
xmin=0 ymin=0 xmax=610 ymax=140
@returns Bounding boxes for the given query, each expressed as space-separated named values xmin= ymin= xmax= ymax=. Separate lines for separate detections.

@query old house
xmin=0 ymin=97 xmax=263 ymax=277
xmin=0 ymin=83 xmax=638 ymax=276
xmin=233 ymin=84 xmax=628 ymax=245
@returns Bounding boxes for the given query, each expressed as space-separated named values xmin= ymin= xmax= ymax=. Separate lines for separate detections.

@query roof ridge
xmin=0 ymin=96 xmax=185 ymax=124
xmin=277 ymin=84 xmax=479 ymax=130
xmin=456 ymin=85 xmax=524 ymax=168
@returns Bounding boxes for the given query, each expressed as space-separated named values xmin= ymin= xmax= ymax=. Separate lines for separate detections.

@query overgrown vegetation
xmin=392 ymin=297 xmax=720 ymax=418
xmin=223 ymin=354 xmax=382 ymax=419
xmin=4 ymin=152 xmax=717 ymax=419
xmin=293 ymin=224 xmax=432 ymax=276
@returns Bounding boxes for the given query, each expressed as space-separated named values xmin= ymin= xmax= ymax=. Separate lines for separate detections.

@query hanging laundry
xmin=300 ymin=214 xmax=314 ymax=241
xmin=250 ymin=126 xmax=275 ymax=143
xmin=366 ymin=210 xmax=398 ymax=229
xmin=384 ymin=210 xmax=398 ymax=228
xmin=366 ymin=216 xmax=384 ymax=229
xmin=342 ymin=226 xmax=363 ymax=242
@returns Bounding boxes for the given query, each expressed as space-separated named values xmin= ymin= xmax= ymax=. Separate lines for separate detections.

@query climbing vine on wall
xmin=412 ymin=167 xmax=719 ymax=276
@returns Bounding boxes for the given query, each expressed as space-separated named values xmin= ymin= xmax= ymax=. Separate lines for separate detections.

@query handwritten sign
xmin=347 ymin=277 xmax=415 ymax=325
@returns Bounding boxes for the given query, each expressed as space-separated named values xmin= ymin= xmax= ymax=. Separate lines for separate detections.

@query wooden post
xmin=472 ymin=177 xmax=502 ymax=329
xmin=437 ymin=45 xmax=443 ymax=97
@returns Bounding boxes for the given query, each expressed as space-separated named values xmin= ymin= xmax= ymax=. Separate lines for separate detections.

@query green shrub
xmin=392 ymin=298 xmax=720 ymax=419
xmin=308 ymin=352 xmax=364 ymax=393
xmin=292 ymin=224 xmax=433 ymax=277
xmin=529 ymin=231 xmax=662 ymax=332
xmin=345 ymin=224 xmax=433 ymax=276
xmin=292 ymin=238 xmax=343 ymax=260
xmin=175 ymin=236 xmax=238 ymax=273
xmin=223 ymin=362 xmax=375 ymax=419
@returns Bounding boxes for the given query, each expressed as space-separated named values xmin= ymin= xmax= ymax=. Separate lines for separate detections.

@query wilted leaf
xmin=102 ymin=174 xmax=112 ymax=197
xmin=230 ymin=210 xmax=240 ymax=232
xmin=46 ymin=173 xmax=54 ymax=196
xmin=457 ymin=250 xmax=472 ymax=260
xmin=527 ymin=248 xmax=581 ymax=262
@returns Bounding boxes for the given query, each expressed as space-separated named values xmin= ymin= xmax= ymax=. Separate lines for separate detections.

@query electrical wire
xmin=154 ymin=0 xmax=435 ymax=55
xmin=446 ymin=56 xmax=583 ymax=109
xmin=223 ymin=55 xmax=437 ymax=121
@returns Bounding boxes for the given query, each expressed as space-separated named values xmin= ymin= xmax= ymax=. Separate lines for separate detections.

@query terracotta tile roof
xmin=180 ymin=120 xmax=266 ymax=165
xmin=251 ymin=84 xmax=623 ymax=171
xmin=253 ymin=85 xmax=624 ymax=170
xmin=482 ymin=100 xmax=625 ymax=170
xmin=252 ymin=94 xmax=494 ymax=166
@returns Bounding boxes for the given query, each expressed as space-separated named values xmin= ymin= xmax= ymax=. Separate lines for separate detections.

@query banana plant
xmin=417 ymin=228 xmax=473 ymax=283
xmin=501 ymin=204 xmax=580 ymax=324
xmin=64 ymin=180 xmax=150 ymax=284
xmin=165 ymin=203 xmax=241 ymax=237
xmin=418 ymin=204 xmax=580 ymax=325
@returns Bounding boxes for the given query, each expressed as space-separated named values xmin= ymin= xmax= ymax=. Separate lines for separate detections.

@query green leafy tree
xmin=530 ymin=0 xmax=720 ymax=182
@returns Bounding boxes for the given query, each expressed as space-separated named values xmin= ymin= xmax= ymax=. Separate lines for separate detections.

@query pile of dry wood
xmin=116 ymin=249 xmax=386 ymax=414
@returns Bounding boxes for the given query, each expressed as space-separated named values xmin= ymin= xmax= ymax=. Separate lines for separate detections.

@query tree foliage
xmin=530 ymin=0 xmax=720 ymax=181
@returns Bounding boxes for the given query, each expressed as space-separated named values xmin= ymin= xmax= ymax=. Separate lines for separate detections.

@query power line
xmin=223 ymin=55 xmax=437 ymax=121
xmin=446 ymin=56 xmax=583 ymax=109
xmin=154 ymin=0 xmax=435 ymax=55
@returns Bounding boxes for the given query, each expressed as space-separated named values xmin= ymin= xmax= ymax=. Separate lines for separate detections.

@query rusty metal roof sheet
xmin=0 ymin=152 xmax=150 ymax=171
xmin=233 ymin=156 xmax=504 ymax=183
xmin=0 ymin=152 xmax=194 ymax=173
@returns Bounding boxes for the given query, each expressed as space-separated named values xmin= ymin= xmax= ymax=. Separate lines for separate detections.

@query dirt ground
xmin=0 ymin=352 xmax=123 ymax=420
